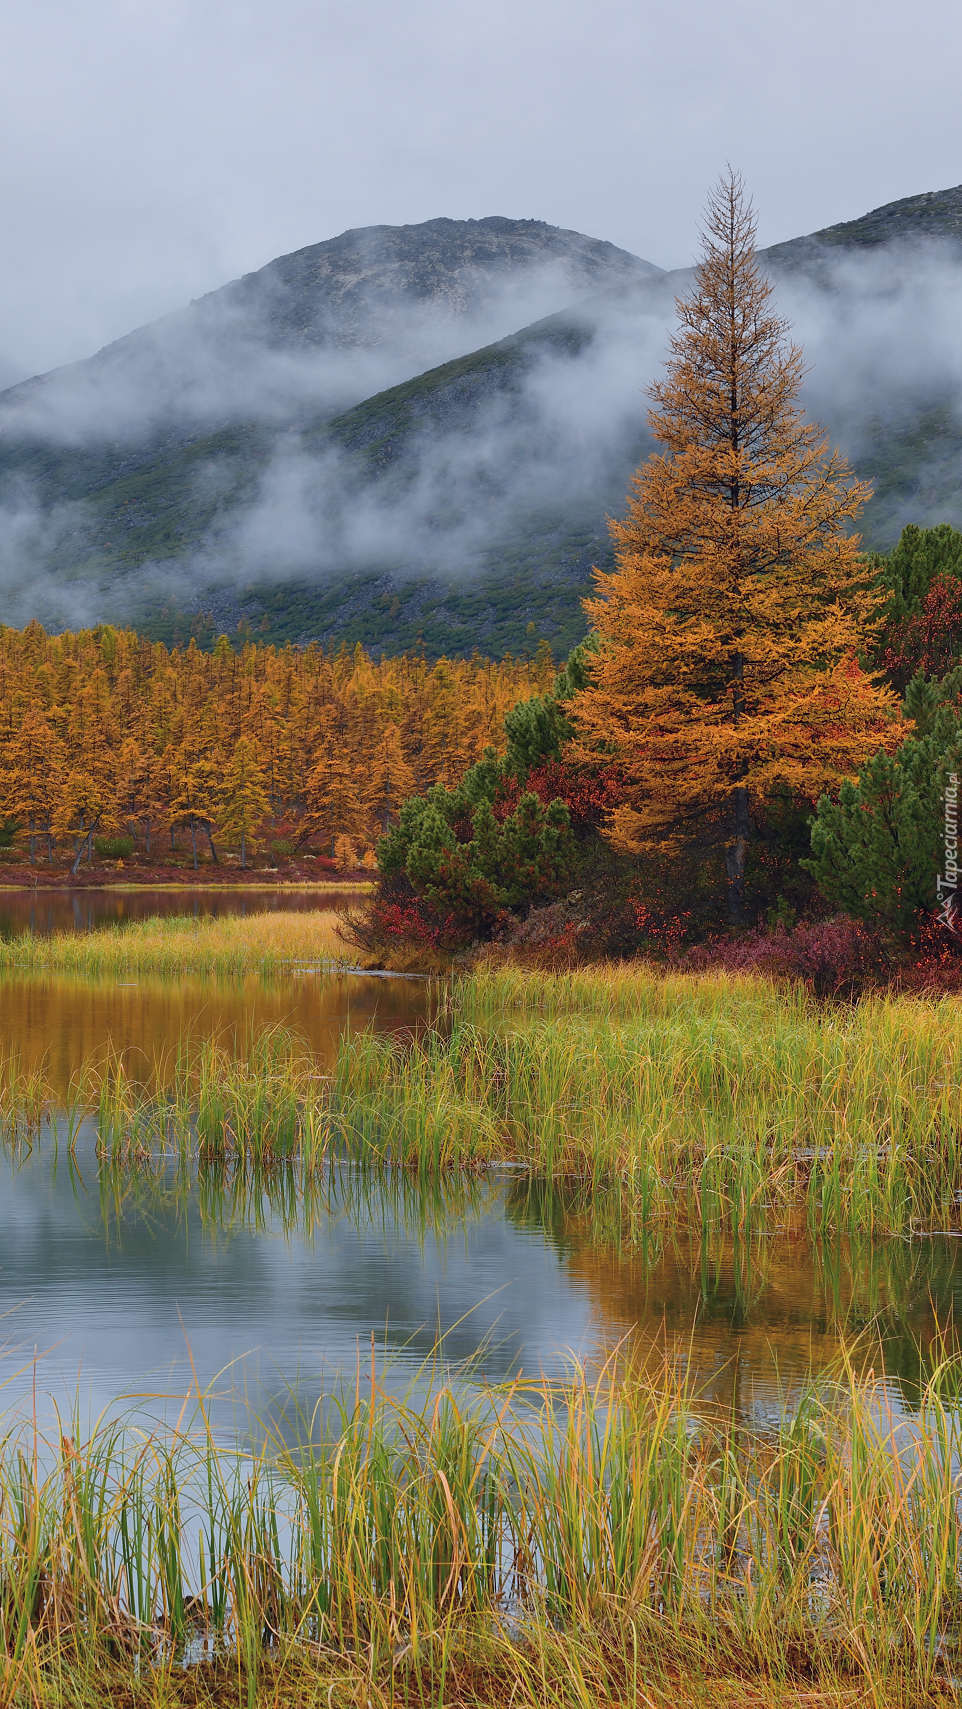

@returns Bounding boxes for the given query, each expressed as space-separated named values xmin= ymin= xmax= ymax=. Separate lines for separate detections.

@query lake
xmin=0 ymin=1135 xmax=958 ymax=1448
xmin=0 ymin=885 xmax=363 ymax=938
xmin=0 ymin=895 xmax=957 ymax=1449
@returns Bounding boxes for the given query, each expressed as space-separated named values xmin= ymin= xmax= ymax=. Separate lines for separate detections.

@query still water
xmin=0 ymin=969 xmax=430 ymax=1096
xmin=0 ymin=886 xmax=362 ymax=938
xmin=0 ymin=899 xmax=956 ymax=1446
xmin=0 ymin=1139 xmax=959 ymax=1447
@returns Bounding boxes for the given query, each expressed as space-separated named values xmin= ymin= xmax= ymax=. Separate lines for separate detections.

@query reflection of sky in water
xmin=1 ymin=1134 xmax=962 ymax=1447
xmin=0 ymin=1135 xmax=599 ymax=1446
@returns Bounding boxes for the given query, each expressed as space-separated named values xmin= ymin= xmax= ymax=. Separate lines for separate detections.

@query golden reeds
xmin=0 ymin=1349 xmax=960 ymax=1705
xmin=0 ymin=910 xmax=351 ymax=978
xmin=2 ymin=955 xmax=962 ymax=1232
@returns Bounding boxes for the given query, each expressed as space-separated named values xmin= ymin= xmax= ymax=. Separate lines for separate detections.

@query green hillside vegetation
xmin=2 ymin=188 xmax=962 ymax=656
xmin=10 ymin=308 xmax=634 ymax=657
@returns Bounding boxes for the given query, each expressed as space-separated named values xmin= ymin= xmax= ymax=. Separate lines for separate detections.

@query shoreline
xmin=0 ymin=879 xmax=373 ymax=893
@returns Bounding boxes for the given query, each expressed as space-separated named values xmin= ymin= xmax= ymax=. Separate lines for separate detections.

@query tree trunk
xmin=240 ymin=831 xmax=246 ymax=870
xmin=725 ymin=786 xmax=750 ymax=927
xmin=28 ymin=816 xmax=35 ymax=866
xmin=190 ymin=822 xmax=198 ymax=871
xmin=71 ymin=815 xmax=100 ymax=876
xmin=205 ymin=825 xmax=219 ymax=863
xmin=71 ymin=821 xmax=85 ymax=877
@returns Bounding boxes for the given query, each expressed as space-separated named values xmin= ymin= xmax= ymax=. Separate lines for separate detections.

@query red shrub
xmin=893 ymin=913 xmax=962 ymax=992
xmin=882 ymin=575 xmax=962 ymax=690
xmin=367 ymin=895 xmax=470 ymax=951
xmin=682 ymin=916 xmax=887 ymax=996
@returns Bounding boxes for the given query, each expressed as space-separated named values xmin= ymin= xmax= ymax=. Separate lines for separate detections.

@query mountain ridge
xmin=1 ymin=191 xmax=961 ymax=655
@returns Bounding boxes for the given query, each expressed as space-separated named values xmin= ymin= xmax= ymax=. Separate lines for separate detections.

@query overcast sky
xmin=1 ymin=0 xmax=960 ymax=380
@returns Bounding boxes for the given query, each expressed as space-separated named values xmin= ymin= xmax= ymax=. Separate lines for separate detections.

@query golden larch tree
xmin=220 ymin=737 xmax=270 ymax=869
xmin=570 ymin=170 xmax=902 ymax=922
xmin=366 ymin=722 xmax=415 ymax=835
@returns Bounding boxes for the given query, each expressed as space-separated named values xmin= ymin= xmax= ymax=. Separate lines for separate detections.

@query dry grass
xmin=0 ymin=910 xmax=352 ymax=978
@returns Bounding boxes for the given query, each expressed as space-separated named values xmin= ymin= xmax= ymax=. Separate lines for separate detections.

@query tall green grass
xmin=3 ymin=961 xmax=962 ymax=1234
xmin=328 ymin=963 xmax=962 ymax=1233
xmin=3 ymin=1350 xmax=962 ymax=1704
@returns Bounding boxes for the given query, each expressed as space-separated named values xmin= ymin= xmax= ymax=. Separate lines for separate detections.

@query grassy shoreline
xmin=0 ymin=1350 xmax=960 ymax=1707
xmin=0 ymin=953 xmax=959 ymax=1235
xmin=2 ymin=939 xmax=962 ymax=1701
xmin=0 ymin=910 xmax=353 ymax=977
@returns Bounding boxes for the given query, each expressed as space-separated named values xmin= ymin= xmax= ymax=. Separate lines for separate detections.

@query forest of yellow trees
xmin=0 ymin=622 xmax=553 ymax=872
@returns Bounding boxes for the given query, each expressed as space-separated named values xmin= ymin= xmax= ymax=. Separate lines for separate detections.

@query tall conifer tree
xmin=571 ymin=171 xmax=901 ymax=922
xmin=220 ymin=738 xmax=270 ymax=869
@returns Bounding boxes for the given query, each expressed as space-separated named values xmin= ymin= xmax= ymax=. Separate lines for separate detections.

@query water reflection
xmin=0 ymin=887 xmax=364 ymax=939
xmin=509 ymin=1181 xmax=962 ymax=1421
xmin=0 ymin=969 xmax=430 ymax=1097
xmin=2 ymin=1142 xmax=962 ymax=1451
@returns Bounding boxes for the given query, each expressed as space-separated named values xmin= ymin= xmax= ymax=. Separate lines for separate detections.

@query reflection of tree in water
xmin=504 ymin=1180 xmax=962 ymax=1421
xmin=0 ymin=967 xmax=430 ymax=1099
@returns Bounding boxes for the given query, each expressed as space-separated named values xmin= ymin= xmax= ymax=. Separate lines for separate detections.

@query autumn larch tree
xmin=4 ymin=710 xmax=64 ymax=864
xmin=366 ymin=722 xmax=415 ymax=835
xmin=220 ymin=737 xmax=270 ymax=869
xmin=570 ymin=170 xmax=902 ymax=924
xmin=169 ymin=745 xmax=222 ymax=870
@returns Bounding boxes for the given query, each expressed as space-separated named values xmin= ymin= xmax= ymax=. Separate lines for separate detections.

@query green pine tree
xmin=381 ymin=765 xmax=574 ymax=935
xmin=804 ymin=670 xmax=962 ymax=937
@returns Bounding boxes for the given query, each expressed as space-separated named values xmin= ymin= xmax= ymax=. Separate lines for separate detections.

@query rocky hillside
xmin=0 ymin=217 xmax=660 ymax=443
xmin=206 ymin=216 xmax=663 ymax=350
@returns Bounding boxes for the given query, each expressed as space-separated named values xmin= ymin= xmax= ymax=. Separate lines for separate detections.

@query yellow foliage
xmin=0 ymin=629 xmax=550 ymax=863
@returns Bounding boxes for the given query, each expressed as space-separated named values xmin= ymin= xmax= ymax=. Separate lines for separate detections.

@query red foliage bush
xmin=893 ymin=913 xmax=962 ymax=992
xmin=631 ymin=902 xmax=692 ymax=955
xmin=341 ymin=877 xmax=476 ymax=960
xmin=882 ymin=574 xmax=962 ymax=690
xmin=681 ymin=915 xmax=888 ymax=996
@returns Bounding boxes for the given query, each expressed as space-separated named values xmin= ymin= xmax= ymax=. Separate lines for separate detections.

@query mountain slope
xmin=0 ymin=217 xmax=660 ymax=449
xmin=2 ymin=192 xmax=962 ymax=654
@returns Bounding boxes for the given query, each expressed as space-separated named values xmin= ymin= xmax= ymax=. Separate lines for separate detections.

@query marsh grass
xmin=327 ymin=966 xmax=962 ymax=1235
xmin=4 ymin=957 xmax=962 ymax=1700
xmin=2 ymin=1347 xmax=962 ymax=1706
xmin=0 ymin=910 xmax=351 ymax=979
xmin=3 ymin=959 xmax=962 ymax=1233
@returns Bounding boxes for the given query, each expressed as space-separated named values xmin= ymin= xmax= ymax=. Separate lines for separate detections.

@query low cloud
xmin=1 ymin=237 xmax=961 ymax=635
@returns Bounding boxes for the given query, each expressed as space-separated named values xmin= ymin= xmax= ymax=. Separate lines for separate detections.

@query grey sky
xmin=1 ymin=0 xmax=960 ymax=379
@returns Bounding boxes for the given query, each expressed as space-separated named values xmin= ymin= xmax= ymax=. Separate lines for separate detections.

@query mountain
xmin=0 ymin=217 xmax=660 ymax=445
xmin=762 ymin=183 xmax=962 ymax=272
xmin=1 ymin=193 xmax=961 ymax=656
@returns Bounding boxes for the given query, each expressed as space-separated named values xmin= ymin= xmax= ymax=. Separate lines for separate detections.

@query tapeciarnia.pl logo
xmin=937 ymin=772 xmax=960 ymax=935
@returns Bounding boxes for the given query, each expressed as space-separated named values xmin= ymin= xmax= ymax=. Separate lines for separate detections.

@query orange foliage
xmin=570 ymin=172 xmax=902 ymax=920
xmin=0 ymin=624 xmax=552 ymax=867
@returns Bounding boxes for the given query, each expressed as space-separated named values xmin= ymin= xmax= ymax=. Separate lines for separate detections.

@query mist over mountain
xmin=0 ymin=218 xmax=659 ymax=444
xmin=1 ymin=193 xmax=961 ymax=655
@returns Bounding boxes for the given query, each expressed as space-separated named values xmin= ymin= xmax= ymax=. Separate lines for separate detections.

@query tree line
xmin=0 ymin=628 xmax=553 ymax=870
